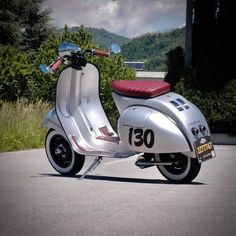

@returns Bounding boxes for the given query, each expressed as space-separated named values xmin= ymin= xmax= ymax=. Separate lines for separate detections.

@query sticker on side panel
xmin=128 ymin=128 xmax=154 ymax=148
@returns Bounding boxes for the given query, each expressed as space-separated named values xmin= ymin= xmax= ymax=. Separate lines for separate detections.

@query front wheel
xmin=154 ymin=153 xmax=201 ymax=183
xmin=45 ymin=130 xmax=85 ymax=176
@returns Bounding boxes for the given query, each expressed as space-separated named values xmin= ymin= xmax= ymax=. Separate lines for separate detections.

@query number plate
xmin=194 ymin=136 xmax=216 ymax=162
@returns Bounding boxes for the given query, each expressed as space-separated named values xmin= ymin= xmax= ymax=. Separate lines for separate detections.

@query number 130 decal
xmin=128 ymin=128 xmax=154 ymax=148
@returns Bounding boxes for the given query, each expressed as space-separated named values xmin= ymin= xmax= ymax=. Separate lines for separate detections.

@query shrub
xmin=165 ymin=46 xmax=184 ymax=89
xmin=0 ymin=46 xmax=35 ymax=101
xmin=0 ymin=26 xmax=135 ymax=127
xmin=175 ymin=78 xmax=236 ymax=134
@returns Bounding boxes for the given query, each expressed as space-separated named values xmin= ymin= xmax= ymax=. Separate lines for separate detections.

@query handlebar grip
xmin=50 ymin=57 xmax=64 ymax=73
xmin=94 ymin=49 xmax=110 ymax=57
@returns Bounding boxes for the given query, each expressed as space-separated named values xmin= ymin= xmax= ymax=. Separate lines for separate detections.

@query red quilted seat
xmin=112 ymin=80 xmax=170 ymax=98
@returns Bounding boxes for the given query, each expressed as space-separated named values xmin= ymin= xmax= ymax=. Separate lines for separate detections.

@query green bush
xmin=165 ymin=46 xmax=184 ymax=89
xmin=175 ymin=78 xmax=236 ymax=134
xmin=0 ymin=26 xmax=135 ymax=124
xmin=0 ymin=26 xmax=135 ymax=151
xmin=166 ymin=45 xmax=236 ymax=135
xmin=0 ymin=46 xmax=35 ymax=101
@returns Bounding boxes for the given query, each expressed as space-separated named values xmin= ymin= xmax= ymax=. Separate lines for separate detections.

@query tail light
xmin=199 ymin=125 xmax=206 ymax=133
xmin=191 ymin=127 xmax=199 ymax=135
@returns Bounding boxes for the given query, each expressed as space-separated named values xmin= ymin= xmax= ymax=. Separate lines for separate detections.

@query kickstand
xmin=79 ymin=156 xmax=103 ymax=180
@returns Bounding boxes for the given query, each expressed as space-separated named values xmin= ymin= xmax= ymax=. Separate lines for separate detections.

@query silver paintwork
xmin=46 ymin=63 xmax=135 ymax=157
xmin=118 ymin=105 xmax=190 ymax=154
xmin=44 ymin=63 xmax=212 ymax=159
xmin=44 ymin=108 xmax=61 ymax=131
xmin=113 ymin=92 xmax=211 ymax=158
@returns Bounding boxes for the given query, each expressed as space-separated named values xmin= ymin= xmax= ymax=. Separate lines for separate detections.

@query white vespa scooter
xmin=40 ymin=42 xmax=216 ymax=183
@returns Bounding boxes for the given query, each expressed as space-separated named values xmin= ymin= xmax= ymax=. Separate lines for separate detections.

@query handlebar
xmin=40 ymin=43 xmax=119 ymax=74
xmin=93 ymin=49 xmax=110 ymax=57
xmin=50 ymin=57 xmax=64 ymax=73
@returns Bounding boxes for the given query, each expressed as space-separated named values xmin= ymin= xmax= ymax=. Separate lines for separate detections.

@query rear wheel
xmin=154 ymin=153 xmax=201 ymax=183
xmin=45 ymin=130 xmax=85 ymax=176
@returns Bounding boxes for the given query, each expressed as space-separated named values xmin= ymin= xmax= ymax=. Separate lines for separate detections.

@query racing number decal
xmin=128 ymin=128 xmax=154 ymax=148
xmin=132 ymin=128 xmax=143 ymax=146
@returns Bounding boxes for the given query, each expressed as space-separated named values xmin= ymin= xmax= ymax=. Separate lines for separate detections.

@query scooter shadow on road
xmin=37 ymin=173 xmax=204 ymax=185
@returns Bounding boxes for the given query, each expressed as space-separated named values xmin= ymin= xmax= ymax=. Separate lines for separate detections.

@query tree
xmin=165 ymin=46 xmax=184 ymax=89
xmin=0 ymin=0 xmax=53 ymax=51
xmin=190 ymin=0 xmax=236 ymax=90
xmin=21 ymin=0 xmax=54 ymax=52
xmin=216 ymin=1 xmax=236 ymax=86
xmin=0 ymin=0 xmax=22 ymax=46
xmin=192 ymin=0 xmax=217 ymax=67
xmin=172 ymin=0 xmax=236 ymax=134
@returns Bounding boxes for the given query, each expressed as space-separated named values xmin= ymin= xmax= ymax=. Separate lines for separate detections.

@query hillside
xmin=87 ymin=27 xmax=131 ymax=49
xmin=122 ymin=27 xmax=185 ymax=71
xmin=67 ymin=27 xmax=131 ymax=49
xmin=58 ymin=26 xmax=185 ymax=71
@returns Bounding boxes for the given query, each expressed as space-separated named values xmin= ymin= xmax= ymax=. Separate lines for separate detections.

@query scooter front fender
xmin=44 ymin=108 xmax=63 ymax=131
xmin=118 ymin=106 xmax=191 ymax=154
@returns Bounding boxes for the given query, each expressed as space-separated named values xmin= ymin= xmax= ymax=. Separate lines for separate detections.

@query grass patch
xmin=0 ymin=99 xmax=52 ymax=152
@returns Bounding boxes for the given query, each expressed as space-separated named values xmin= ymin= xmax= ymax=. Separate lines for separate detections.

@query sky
xmin=45 ymin=0 xmax=186 ymax=38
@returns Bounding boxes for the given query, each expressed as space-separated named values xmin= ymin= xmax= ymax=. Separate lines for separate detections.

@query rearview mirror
xmin=59 ymin=42 xmax=81 ymax=57
xmin=111 ymin=44 xmax=121 ymax=54
xmin=40 ymin=64 xmax=50 ymax=74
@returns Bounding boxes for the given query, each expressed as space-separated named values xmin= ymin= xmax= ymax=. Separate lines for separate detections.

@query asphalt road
xmin=0 ymin=146 xmax=236 ymax=236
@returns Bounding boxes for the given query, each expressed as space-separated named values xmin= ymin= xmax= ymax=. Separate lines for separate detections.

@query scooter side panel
xmin=114 ymin=92 xmax=211 ymax=157
xmin=118 ymin=106 xmax=190 ymax=153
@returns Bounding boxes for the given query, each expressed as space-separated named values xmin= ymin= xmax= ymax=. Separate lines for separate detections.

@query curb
xmin=212 ymin=133 xmax=236 ymax=145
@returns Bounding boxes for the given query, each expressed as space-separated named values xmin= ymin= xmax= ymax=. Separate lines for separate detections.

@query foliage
xmin=175 ymin=78 xmax=236 ymax=134
xmin=144 ymin=55 xmax=166 ymax=71
xmin=0 ymin=0 xmax=23 ymax=46
xmin=0 ymin=46 xmax=35 ymax=101
xmin=165 ymin=46 xmax=184 ymax=89
xmin=31 ymin=25 xmax=95 ymax=102
xmin=0 ymin=99 xmax=51 ymax=152
xmin=37 ymin=26 xmax=135 ymax=126
xmin=21 ymin=0 xmax=54 ymax=52
xmin=166 ymin=1 xmax=236 ymax=134
xmin=0 ymin=0 xmax=53 ymax=51
xmin=192 ymin=0 xmax=236 ymax=91
xmin=0 ymin=26 xmax=135 ymax=126
xmin=0 ymin=26 xmax=135 ymax=151
xmin=95 ymin=54 xmax=135 ymax=126
xmin=65 ymin=27 xmax=131 ymax=50
xmin=122 ymin=27 xmax=185 ymax=71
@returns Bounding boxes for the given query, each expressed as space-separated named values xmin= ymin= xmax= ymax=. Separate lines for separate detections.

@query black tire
xmin=45 ymin=130 xmax=85 ymax=176
xmin=154 ymin=153 xmax=201 ymax=183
